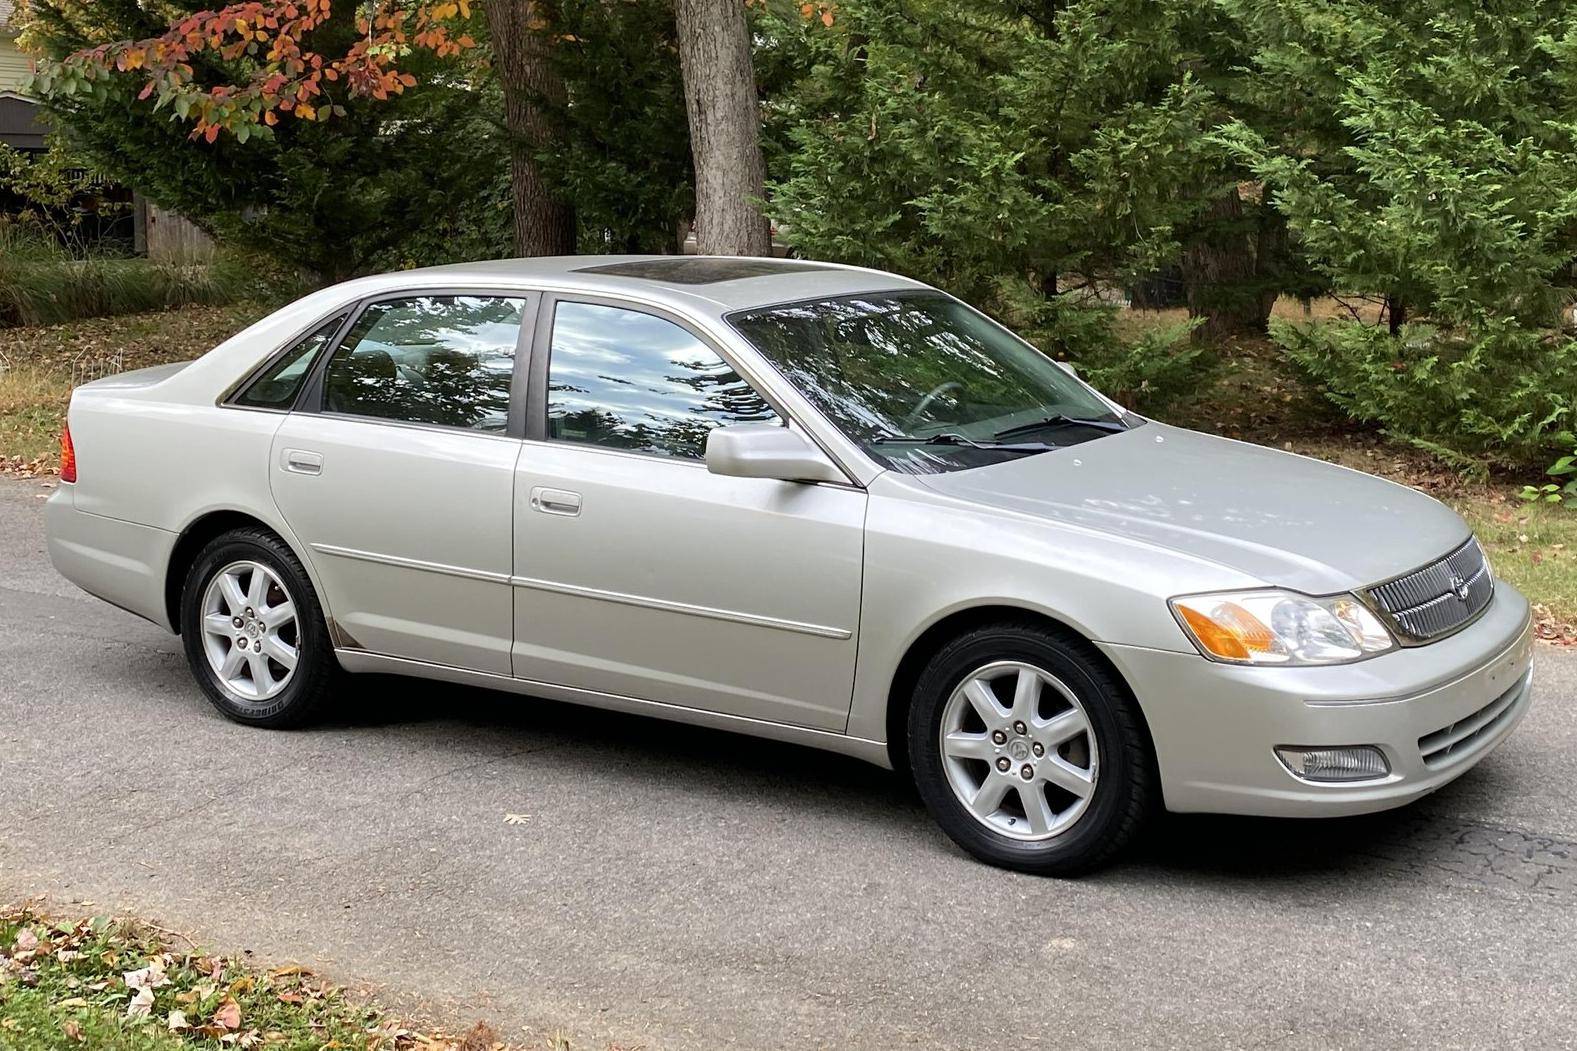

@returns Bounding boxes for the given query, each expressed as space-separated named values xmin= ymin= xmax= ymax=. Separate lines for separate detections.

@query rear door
xmin=510 ymin=296 xmax=867 ymax=731
xmin=269 ymin=290 xmax=536 ymax=674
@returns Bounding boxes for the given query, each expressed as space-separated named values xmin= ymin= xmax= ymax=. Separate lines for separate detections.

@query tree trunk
xmin=484 ymin=0 xmax=576 ymax=257
xmin=1386 ymin=294 xmax=1407 ymax=335
xmin=1181 ymin=186 xmax=1278 ymax=343
xmin=674 ymin=0 xmax=771 ymax=256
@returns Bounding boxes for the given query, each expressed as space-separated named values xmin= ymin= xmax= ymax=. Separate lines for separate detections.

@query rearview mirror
xmin=705 ymin=424 xmax=847 ymax=484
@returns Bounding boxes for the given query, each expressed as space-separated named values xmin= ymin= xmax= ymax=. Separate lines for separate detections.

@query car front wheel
xmin=180 ymin=527 xmax=339 ymax=728
xmin=907 ymin=622 xmax=1155 ymax=875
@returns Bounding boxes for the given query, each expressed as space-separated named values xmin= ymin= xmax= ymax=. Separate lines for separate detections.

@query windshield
xmin=728 ymin=291 xmax=1137 ymax=475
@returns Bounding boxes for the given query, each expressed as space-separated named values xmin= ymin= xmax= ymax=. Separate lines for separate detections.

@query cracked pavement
xmin=3 ymin=476 xmax=1576 ymax=1049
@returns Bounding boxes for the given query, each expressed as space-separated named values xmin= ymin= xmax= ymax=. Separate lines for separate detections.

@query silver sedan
xmin=45 ymin=256 xmax=1534 ymax=874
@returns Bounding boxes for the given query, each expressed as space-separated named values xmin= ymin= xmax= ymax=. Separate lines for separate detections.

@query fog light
xmin=1275 ymin=745 xmax=1390 ymax=783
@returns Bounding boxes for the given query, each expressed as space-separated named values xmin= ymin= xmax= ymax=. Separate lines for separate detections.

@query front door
xmin=270 ymin=291 xmax=534 ymax=674
xmin=511 ymin=298 xmax=866 ymax=731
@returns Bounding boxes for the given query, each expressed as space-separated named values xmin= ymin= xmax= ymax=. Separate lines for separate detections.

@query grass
xmin=0 ymin=905 xmax=517 ymax=1050
xmin=0 ymin=225 xmax=257 ymax=329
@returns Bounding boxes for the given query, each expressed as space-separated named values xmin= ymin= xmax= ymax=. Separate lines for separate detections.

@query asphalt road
xmin=3 ymin=476 xmax=1576 ymax=1050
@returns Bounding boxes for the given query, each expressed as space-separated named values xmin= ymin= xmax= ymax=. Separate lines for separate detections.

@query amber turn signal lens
xmin=1174 ymin=602 xmax=1284 ymax=661
xmin=59 ymin=424 xmax=77 ymax=483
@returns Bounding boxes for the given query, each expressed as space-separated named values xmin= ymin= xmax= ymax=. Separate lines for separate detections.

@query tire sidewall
xmin=908 ymin=627 xmax=1143 ymax=873
xmin=181 ymin=532 xmax=329 ymax=726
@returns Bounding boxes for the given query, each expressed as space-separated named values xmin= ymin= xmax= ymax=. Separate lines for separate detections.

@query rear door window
xmin=320 ymin=295 xmax=526 ymax=433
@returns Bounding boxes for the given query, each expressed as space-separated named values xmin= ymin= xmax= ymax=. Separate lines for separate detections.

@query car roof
xmin=329 ymin=255 xmax=932 ymax=316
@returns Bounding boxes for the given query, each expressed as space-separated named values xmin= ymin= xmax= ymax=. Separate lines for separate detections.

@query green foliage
xmin=1215 ymin=0 xmax=1577 ymax=328
xmin=1273 ymin=317 xmax=1577 ymax=471
xmin=1208 ymin=0 xmax=1577 ymax=468
xmin=25 ymin=0 xmax=508 ymax=280
xmin=768 ymin=0 xmax=1226 ymax=300
xmin=1521 ymin=448 xmax=1577 ymax=505
xmin=997 ymin=279 xmax=1210 ymax=412
xmin=538 ymin=0 xmax=694 ymax=254
xmin=0 ymin=139 xmax=130 ymax=252
xmin=0 ymin=223 xmax=250 ymax=328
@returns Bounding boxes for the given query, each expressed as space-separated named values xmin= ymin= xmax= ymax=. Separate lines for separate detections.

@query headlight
xmin=1170 ymin=589 xmax=1396 ymax=665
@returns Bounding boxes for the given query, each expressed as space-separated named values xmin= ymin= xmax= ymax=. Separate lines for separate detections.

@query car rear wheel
xmin=907 ymin=622 xmax=1154 ymax=875
xmin=180 ymin=527 xmax=339 ymax=728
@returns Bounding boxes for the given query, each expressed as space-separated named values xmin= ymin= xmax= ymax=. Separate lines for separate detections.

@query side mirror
xmin=705 ymin=424 xmax=847 ymax=484
xmin=1056 ymin=359 xmax=1080 ymax=378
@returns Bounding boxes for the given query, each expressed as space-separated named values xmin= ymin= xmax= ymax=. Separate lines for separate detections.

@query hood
xmin=913 ymin=422 xmax=1469 ymax=594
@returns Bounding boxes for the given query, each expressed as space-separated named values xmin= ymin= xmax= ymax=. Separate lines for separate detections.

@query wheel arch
xmin=883 ymin=603 xmax=1157 ymax=775
xmin=163 ymin=509 xmax=319 ymax=634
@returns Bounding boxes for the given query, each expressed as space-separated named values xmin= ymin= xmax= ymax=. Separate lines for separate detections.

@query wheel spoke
xmin=203 ymin=612 xmax=235 ymax=638
xmin=942 ymin=730 xmax=993 ymax=761
xmin=1018 ymin=783 xmax=1057 ymax=835
xmin=1041 ymin=755 xmax=1095 ymax=799
xmin=970 ymin=776 xmax=1011 ymax=816
xmin=1010 ymin=667 xmax=1040 ymax=720
xmin=246 ymin=566 xmax=270 ymax=610
xmin=1037 ymin=707 xmax=1090 ymax=748
xmin=218 ymin=572 xmax=248 ymax=615
xmin=963 ymin=679 xmax=1006 ymax=724
xmin=260 ymin=635 xmax=298 ymax=671
xmin=246 ymin=649 xmax=272 ymax=692
xmin=260 ymin=600 xmax=295 ymax=631
xmin=218 ymin=644 xmax=247 ymax=681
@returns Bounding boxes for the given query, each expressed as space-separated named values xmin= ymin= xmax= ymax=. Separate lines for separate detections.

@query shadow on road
xmin=324 ymin=672 xmax=911 ymax=800
xmin=308 ymin=673 xmax=1576 ymax=899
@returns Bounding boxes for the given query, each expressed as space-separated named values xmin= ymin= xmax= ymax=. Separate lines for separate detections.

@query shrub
xmin=1273 ymin=316 xmax=1577 ymax=472
xmin=997 ymin=279 xmax=1211 ymax=414
xmin=0 ymin=223 xmax=251 ymax=327
xmin=1520 ymin=445 xmax=1577 ymax=507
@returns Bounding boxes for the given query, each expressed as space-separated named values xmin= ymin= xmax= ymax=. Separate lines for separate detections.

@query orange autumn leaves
xmin=52 ymin=0 xmax=476 ymax=142
xmin=53 ymin=0 xmax=834 ymax=141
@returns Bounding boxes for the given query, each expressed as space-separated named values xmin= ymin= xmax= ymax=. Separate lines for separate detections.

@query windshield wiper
xmin=869 ymin=432 xmax=1054 ymax=453
xmin=992 ymin=413 xmax=1130 ymax=441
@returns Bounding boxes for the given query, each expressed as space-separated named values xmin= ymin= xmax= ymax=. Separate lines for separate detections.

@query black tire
xmin=907 ymin=621 xmax=1155 ymax=876
xmin=179 ymin=527 xmax=340 ymax=728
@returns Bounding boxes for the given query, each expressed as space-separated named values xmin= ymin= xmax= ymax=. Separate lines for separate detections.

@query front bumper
xmin=1100 ymin=583 xmax=1535 ymax=817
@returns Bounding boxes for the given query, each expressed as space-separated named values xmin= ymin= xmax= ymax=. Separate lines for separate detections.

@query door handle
xmin=282 ymin=449 xmax=323 ymax=476
xmin=530 ymin=486 xmax=581 ymax=517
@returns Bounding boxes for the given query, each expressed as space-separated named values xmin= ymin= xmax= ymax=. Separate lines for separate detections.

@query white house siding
xmin=0 ymin=36 xmax=30 ymax=94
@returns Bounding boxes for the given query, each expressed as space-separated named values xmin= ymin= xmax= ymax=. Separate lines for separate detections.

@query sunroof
xmin=575 ymin=258 xmax=827 ymax=285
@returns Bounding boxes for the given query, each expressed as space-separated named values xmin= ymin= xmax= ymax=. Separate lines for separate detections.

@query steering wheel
xmin=901 ymin=381 xmax=965 ymax=432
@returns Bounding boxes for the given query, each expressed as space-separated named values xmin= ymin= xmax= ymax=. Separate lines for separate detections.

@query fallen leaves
xmin=125 ymin=984 xmax=155 ymax=1019
xmin=1 ymin=905 xmax=531 ymax=1049
xmin=213 ymin=996 xmax=243 ymax=1029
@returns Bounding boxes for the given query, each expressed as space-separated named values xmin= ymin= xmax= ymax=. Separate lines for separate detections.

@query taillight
xmin=59 ymin=423 xmax=77 ymax=483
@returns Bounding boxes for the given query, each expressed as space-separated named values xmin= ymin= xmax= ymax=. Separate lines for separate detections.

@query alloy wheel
xmin=199 ymin=560 xmax=300 ymax=703
xmin=938 ymin=660 xmax=1100 ymax=840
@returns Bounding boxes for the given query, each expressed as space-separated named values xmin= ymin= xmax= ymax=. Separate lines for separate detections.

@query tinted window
xmin=322 ymin=296 xmax=524 ymax=432
xmin=234 ymin=314 xmax=345 ymax=409
xmin=546 ymin=301 xmax=779 ymax=460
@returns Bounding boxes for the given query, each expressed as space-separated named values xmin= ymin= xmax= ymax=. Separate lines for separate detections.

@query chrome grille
xmin=1365 ymin=537 xmax=1492 ymax=643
